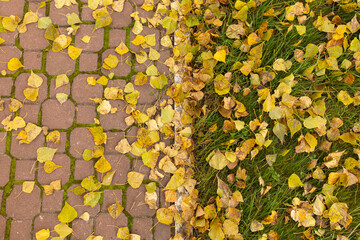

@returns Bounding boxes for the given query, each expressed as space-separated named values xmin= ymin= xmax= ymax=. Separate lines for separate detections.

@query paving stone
xmin=71 ymin=218 xmax=94 ymax=240
xmin=19 ymin=104 xmax=40 ymax=123
xmin=131 ymin=80 xmax=159 ymax=105
xmin=0 ymin=30 xmax=17 ymax=46
xmin=9 ymin=219 xmax=32 ymax=240
xmin=67 ymin=184 xmax=100 ymax=216
xmin=94 ymin=212 xmax=128 ymax=239
xmin=75 ymin=25 xmax=104 ymax=52
xmin=33 ymin=213 xmax=60 ymax=239
xmin=76 ymin=105 xmax=97 ymax=124
xmin=42 ymin=190 xmax=63 ymax=212
xmin=126 ymin=185 xmax=157 ymax=217
xmin=135 ymin=58 xmax=152 ymax=72
xmin=49 ymin=1 xmax=79 ymax=26
xmin=80 ymin=4 xmax=95 ymax=22
xmin=108 ymin=79 xmax=126 ymax=88
xmin=0 ymin=0 xmax=25 ymax=16
xmin=46 ymin=50 xmax=75 ymax=75
xmin=0 ymin=132 xmax=6 ymax=154
xmin=0 ymin=189 xmax=3 ymax=203
xmin=47 ymin=131 xmax=67 ymax=153
xmin=0 ymin=78 xmax=13 ymax=97
xmin=0 ymin=215 xmax=6 ymax=240
xmin=101 ymin=189 xmax=123 ymax=212
xmin=23 ymin=51 xmax=43 ymax=70
xmin=69 ymin=127 xmax=95 ymax=159
xmin=130 ymin=26 xmax=160 ymax=52
xmin=109 ymin=29 xmax=127 ymax=48
xmin=42 ymin=99 xmax=75 ymax=129
xmin=104 ymin=131 xmax=124 ymax=154
xmin=49 ymin=77 xmax=71 ymax=99
xmin=101 ymin=49 xmax=132 ymax=77
xmin=72 ymin=74 xmax=103 ymax=104
xmin=28 ymin=2 xmax=46 ymax=16
xmin=19 ymin=24 xmax=48 ymax=50
xmin=0 ymin=154 xmax=11 ymax=187
xmin=132 ymin=217 xmax=153 ymax=240
xmin=14 ymin=73 xmax=47 ymax=103
xmin=14 ymin=160 xmax=36 ymax=180
xmin=157 ymin=49 xmax=171 ymax=75
xmin=96 ymin=154 xmax=130 ymax=185
xmin=125 ymin=126 xmax=138 ymax=144
xmin=110 ymin=2 xmax=133 ymax=28
xmin=6 ymin=184 xmax=41 ymax=218
xmin=99 ymin=100 xmax=128 ymax=130
xmin=74 ymin=160 xmax=94 ymax=180
xmin=0 ymin=46 xmax=22 ymax=74
xmin=131 ymin=0 xmax=144 ymax=6
xmin=154 ymin=219 xmax=172 ymax=240
xmin=0 ymin=98 xmax=13 ymax=125
xmin=10 ymin=130 xmax=44 ymax=159
xmin=37 ymin=154 xmax=71 ymax=185
xmin=79 ymin=52 xmax=99 ymax=72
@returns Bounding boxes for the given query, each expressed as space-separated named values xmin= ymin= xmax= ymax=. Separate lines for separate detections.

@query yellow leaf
xmin=54 ymin=223 xmax=73 ymax=238
xmin=28 ymin=70 xmax=43 ymax=88
xmin=141 ymin=0 xmax=154 ymax=11
xmin=102 ymin=170 xmax=116 ymax=186
xmin=35 ymin=229 xmax=50 ymax=240
xmin=56 ymin=74 xmax=69 ymax=89
xmin=112 ymin=0 xmax=125 ymax=12
xmin=150 ymin=75 xmax=167 ymax=89
xmin=0 ymin=37 xmax=5 ymax=45
xmin=209 ymin=218 xmax=225 ymax=240
xmin=288 ymin=173 xmax=303 ymax=189
xmin=127 ymin=171 xmax=144 ymax=189
xmin=250 ymin=220 xmax=264 ymax=232
xmin=58 ymin=201 xmax=78 ymax=223
xmin=56 ymin=93 xmax=68 ymax=104
xmin=263 ymin=93 xmax=275 ymax=112
xmin=2 ymin=15 xmax=19 ymax=32
xmin=37 ymin=147 xmax=57 ymax=163
xmin=115 ymin=41 xmax=129 ymax=55
xmin=131 ymin=35 xmax=145 ymax=45
xmin=287 ymin=118 xmax=302 ymax=137
xmin=115 ymin=139 xmax=131 ymax=154
xmin=7 ymin=57 xmax=23 ymax=71
xmin=23 ymin=88 xmax=39 ymax=101
xmin=141 ymin=150 xmax=159 ymax=169
xmin=81 ymin=35 xmax=91 ymax=43
xmin=44 ymin=160 xmax=62 ymax=173
xmin=68 ymin=45 xmax=82 ymax=60
xmin=96 ymin=76 xmax=108 ymax=86
xmin=94 ymin=156 xmax=112 ymax=173
xmin=46 ymin=130 xmax=61 ymax=144
xmin=337 ymin=90 xmax=353 ymax=105
xmin=117 ymin=227 xmax=130 ymax=239
xmin=146 ymin=64 xmax=159 ymax=76
xmin=161 ymin=107 xmax=175 ymax=124
xmin=88 ymin=126 xmax=107 ymax=145
xmin=214 ymin=50 xmax=226 ymax=63
xmin=156 ymin=208 xmax=174 ymax=225
xmin=23 ymin=11 xmax=39 ymax=24
xmin=102 ymin=54 xmax=119 ymax=69
xmin=148 ymin=47 xmax=160 ymax=61
xmin=303 ymin=116 xmax=327 ymax=129
xmin=124 ymin=82 xmax=134 ymax=93
xmin=247 ymin=32 xmax=261 ymax=45
xmin=125 ymin=90 xmax=140 ymax=105
xmin=144 ymin=34 xmax=156 ymax=47
xmin=1 ymin=115 xmax=26 ymax=131
xmin=207 ymin=149 xmax=228 ymax=170
xmin=295 ymin=25 xmax=306 ymax=35
xmin=22 ymin=181 xmax=35 ymax=193
xmin=132 ymin=20 xmax=143 ymax=35
xmin=88 ymin=0 xmax=100 ymax=10
xmin=17 ymin=123 xmax=42 ymax=144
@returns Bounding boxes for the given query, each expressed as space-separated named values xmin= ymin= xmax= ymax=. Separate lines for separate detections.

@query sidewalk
xmin=0 ymin=0 xmax=172 ymax=239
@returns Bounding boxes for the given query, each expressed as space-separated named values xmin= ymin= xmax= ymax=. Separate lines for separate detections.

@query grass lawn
xmin=183 ymin=0 xmax=360 ymax=239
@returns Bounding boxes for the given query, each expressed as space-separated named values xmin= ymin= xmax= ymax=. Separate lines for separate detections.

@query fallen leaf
xmin=22 ymin=181 xmax=35 ymax=193
xmin=58 ymin=201 xmax=78 ymax=223
xmin=127 ymin=171 xmax=144 ymax=189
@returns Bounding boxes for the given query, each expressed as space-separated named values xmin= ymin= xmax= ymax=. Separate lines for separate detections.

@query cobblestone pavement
xmin=0 ymin=0 xmax=172 ymax=239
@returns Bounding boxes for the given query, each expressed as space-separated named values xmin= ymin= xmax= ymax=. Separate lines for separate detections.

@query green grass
xmin=191 ymin=0 xmax=360 ymax=239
